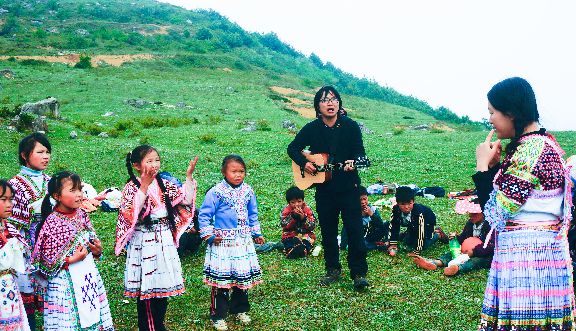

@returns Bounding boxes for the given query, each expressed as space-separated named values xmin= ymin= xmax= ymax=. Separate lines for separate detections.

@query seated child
xmin=177 ymin=213 xmax=203 ymax=257
xmin=387 ymin=186 xmax=446 ymax=256
xmin=411 ymin=198 xmax=494 ymax=276
xmin=280 ymin=186 xmax=316 ymax=258
xmin=340 ymin=185 xmax=388 ymax=251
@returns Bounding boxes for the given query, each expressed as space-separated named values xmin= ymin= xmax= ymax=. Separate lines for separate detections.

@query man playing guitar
xmin=287 ymin=85 xmax=371 ymax=291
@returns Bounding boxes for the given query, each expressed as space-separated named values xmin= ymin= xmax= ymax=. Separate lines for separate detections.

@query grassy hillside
xmin=1 ymin=1 xmax=575 ymax=330
xmin=0 ymin=0 xmax=480 ymax=127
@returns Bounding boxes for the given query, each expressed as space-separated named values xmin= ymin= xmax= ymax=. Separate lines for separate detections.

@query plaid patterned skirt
xmin=479 ymin=228 xmax=575 ymax=331
xmin=203 ymin=235 xmax=262 ymax=289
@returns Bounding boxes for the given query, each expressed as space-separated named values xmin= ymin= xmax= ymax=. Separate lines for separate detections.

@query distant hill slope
xmin=0 ymin=0 xmax=481 ymax=128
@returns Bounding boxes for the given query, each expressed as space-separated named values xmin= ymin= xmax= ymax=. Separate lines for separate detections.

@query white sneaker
xmin=236 ymin=312 xmax=252 ymax=324
xmin=213 ymin=319 xmax=228 ymax=331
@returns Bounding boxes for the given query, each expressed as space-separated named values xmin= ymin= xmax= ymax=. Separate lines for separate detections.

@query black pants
xmin=137 ymin=298 xmax=168 ymax=331
xmin=316 ymin=188 xmax=367 ymax=279
xmin=210 ymin=287 xmax=250 ymax=321
xmin=282 ymin=237 xmax=313 ymax=258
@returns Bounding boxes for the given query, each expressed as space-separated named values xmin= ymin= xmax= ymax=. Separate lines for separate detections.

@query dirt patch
xmin=220 ymin=67 xmax=232 ymax=72
xmin=92 ymin=54 xmax=155 ymax=66
xmin=0 ymin=54 xmax=156 ymax=67
xmin=290 ymin=106 xmax=316 ymax=118
xmin=138 ymin=25 xmax=169 ymax=36
xmin=431 ymin=123 xmax=455 ymax=132
xmin=270 ymin=86 xmax=314 ymax=98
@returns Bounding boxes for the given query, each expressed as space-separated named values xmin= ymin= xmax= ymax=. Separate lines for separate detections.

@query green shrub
xmin=198 ymin=133 xmax=216 ymax=143
xmin=207 ymin=115 xmax=222 ymax=125
xmin=393 ymin=126 xmax=405 ymax=135
xmin=20 ymin=59 xmax=48 ymax=66
xmin=256 ymin=119 xmax=271 ymax=131
xmin=114 ymin=120 xmax=134 ymax=131
xmin=74 ymin=55 xmax=92 ymax=69
xmin=139 ymin=135 xmax=151 ymax=145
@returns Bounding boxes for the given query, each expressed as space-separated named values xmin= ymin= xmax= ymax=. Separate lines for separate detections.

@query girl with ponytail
xmin=474 ymin=77 xmax=574 ymax=330
xmin=115 ymin=145 xmax=198 ymax=331
xmin=32 ymin=171 xmax=114 ymax=330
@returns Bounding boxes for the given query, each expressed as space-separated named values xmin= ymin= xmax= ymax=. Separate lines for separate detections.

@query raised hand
xmin=186 ymin=156 xmax=199 ymax=180
xmin=476 ymin=129 xmax=502 ymax=171
xmin=140 ymin=163 xmax=158 ymax=190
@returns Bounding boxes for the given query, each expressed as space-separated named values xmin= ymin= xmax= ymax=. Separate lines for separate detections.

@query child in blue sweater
xmin=199 ymin=155 xmax=265 ymax=331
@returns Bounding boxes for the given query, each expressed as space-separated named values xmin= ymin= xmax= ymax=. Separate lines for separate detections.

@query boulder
xmin=358 ymin=122 xmax=374 ymax=134
xmin=240 ymin=121 xmax=256 ymax=132
xmin=125 ymin=98 xmax=149 ymax=108
xmin=70 ymin=130 xmax=78 ymax=139
xmin=20 ymin=97 xmax=60 ymax=118
xmin=1 ymin=68 xmax=14 ymax=79
xmin=412 ymin=124 xmax=430 ymax=130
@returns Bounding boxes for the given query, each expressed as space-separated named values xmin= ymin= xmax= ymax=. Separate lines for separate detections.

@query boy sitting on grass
xmin=340 ymin=185 xmax=388 ymax=251
xmin=280 ymin=186 xmax=316 ymax=258
xmin=411 ymin=198 xmax=494 ymax=276
xmin=387 ymin=186 xmax=447 ymax=256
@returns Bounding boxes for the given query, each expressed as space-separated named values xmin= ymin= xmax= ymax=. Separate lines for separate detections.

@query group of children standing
xmin=0 ymin=133 xmax=265 ymax=331
xmin=0 ymin=132 xmax=496 ymax=331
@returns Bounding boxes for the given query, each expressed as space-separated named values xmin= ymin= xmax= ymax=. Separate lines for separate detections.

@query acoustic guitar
xmin=292 ymin=151 xmax=370 ymax=190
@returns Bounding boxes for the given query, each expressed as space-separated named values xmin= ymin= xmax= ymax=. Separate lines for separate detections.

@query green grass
xmin=1 ymin=60 xmax=575 ymax=331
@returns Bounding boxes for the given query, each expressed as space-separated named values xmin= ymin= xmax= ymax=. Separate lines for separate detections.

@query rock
xmin=358 ymin=122 xmax=374 ymax=134
xmin=75 ymin=29 xmax=89 ymax=36
xmin=125 ymin=99 xmax=149 ymax=108
xmin=102 ymin=111 xmax=114 ymax=117
xmin=70 ymin=130 xmax=78 ymax=139
xmin=47 ymin=27 xmax=59 ymax=34
xmin=1 ymin=68 xmax=14 ymax=79
xmin=0 ymin=8 xmax=9 ymax=14
xmin=98 ymin=132 xmax=109 ymax=138
xmin=240 ymin=121 xmax=256 ymax=132
xmin=413 ymin=124 xmax=430 ymax=130
xmin=30 ymin=19 xmax=43 ymax=26
xmin=20 ymin=97 xmax=60 ymax=118
xmin=176 ymin=102 xmax=187 ymax=108
xmin=186 ymin=19 xmax=193 ymax=24
xmin=281 ymin=120 xmax=297 ymax=132
xmin=31 ymin=116 xmax=48 ymax=133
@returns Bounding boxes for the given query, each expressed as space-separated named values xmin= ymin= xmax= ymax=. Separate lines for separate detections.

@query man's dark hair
xmin=285 ymin=186 xmax=304 ymax=203
xmin=395 ymin=186 xmax=415 ymax=203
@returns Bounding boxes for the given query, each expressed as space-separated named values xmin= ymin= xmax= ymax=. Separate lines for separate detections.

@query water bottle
xmin=449 ymin=238 xmax=461 ymax=259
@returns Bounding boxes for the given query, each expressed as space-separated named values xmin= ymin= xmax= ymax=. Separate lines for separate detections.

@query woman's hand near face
xmin=476 ymin=130 xmax=501 ymax=171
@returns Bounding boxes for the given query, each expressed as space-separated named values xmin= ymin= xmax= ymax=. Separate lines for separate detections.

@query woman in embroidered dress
xmin=8 ymin=133 xmax=52 ymax=331
xmin=115 ymin=145 xmax=197 ymax=331
xmin=0 ymin=180 xmax=30 ymax=331
xmin=32 ymin=171 xmax=114 ymax=330
xmin=475 ymin=77 xmax=574 ymax=330
xmin=199 ymin=155 xmax=264 ymax=331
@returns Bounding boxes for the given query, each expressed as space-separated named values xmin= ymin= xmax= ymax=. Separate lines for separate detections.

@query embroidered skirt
xmin=43 ymin=263 xmax=114 ymax=331
xmin=203 ymin=235 xmax=262 ymax=289
xmin=124 ymin=223 xmax=185 ymax=299
xmin=479 ymin=228 xmax=575 ymax=330
xmin=0 ymin=273 xmax=30 ymax=331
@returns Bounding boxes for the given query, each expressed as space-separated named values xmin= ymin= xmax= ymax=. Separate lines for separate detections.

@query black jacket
xmin=389 ymin=203 xmax=436 ymax=252
xmin=287 ymin=116 xmax=368 ymax=193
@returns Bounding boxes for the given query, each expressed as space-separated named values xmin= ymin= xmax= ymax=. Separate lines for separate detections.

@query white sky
xmin=161 ymin=0 xmax=576 ymax=131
